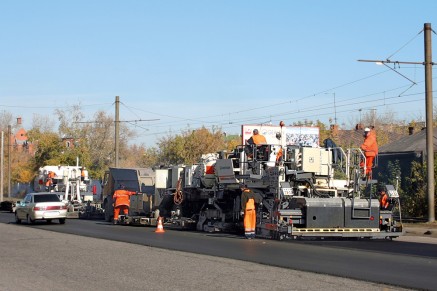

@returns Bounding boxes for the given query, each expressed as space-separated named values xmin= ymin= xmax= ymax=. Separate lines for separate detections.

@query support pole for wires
xmin=424 ymin=23 xmax=434 ymax=222
xmin=359 ymin=23 xmax=434 ymax=222
xmin=115 ymin=96 xmax=120 ymax=168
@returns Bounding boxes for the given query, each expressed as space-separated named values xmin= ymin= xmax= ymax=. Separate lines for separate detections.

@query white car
xmin=15 ymin=192 xmax=68 ymax=224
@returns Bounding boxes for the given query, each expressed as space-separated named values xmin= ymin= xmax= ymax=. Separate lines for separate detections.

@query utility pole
xmin=115 ymin=96 xmax=120 ymax=168
xmin=75 ymin=96 xmax=158 ymax=169
xmin=359 ymin=23 xmax=435 ymax=222
xmin=424 ymin=23 xmax=434 ymax=222
xmin=8 ymin=125 xmax=11 ymax=197
xmin=1 ymin=131 xmax=3 ymax=202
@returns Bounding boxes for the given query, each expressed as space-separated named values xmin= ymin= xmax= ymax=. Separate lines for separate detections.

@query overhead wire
xmin=386 ymin=28 xmax=423 ymax=60
xmin=139 ymin=92 xmax=433 ymax=139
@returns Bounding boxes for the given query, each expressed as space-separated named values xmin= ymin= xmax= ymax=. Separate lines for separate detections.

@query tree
xmin=32 ymin=113 xmax=55 ymax=133
xmin=157 ymin=126 xmax=226 ymax=166
xmin=403 ymin=160 xmax=428 ymax=218
xmin=27 ymin=129 xmax=63 ymax=168
xmin=0 ymin=110 xmax=15 ymax=131
xmin=139 ymin=147 xmax=160 ymax=168
xmin=54 ymin=105 xmax=135 ymax=179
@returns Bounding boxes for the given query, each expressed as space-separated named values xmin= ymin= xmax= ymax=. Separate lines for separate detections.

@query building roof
xmin=379 ymin=127 xmax=437 ymax=153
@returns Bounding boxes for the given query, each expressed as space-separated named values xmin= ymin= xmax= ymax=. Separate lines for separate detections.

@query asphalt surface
xmin=1 ymin=212 xmax=437 ymax=290
xmin=0 ymin=222 xmax=409 ymax=291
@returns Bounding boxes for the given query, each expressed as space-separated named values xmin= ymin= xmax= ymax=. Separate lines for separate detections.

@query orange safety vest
xmin=251 ymin=134 xmax=267 ymax=145
xmin=113 ymin=190 xmax=136 ymax=207
xmin=361 ymin=130 xmax=378 ymax=157
xmin=380 ymin=193 xmax=389 ymax=209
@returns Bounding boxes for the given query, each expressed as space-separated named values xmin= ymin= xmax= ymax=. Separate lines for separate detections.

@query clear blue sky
xmin=1 ymin=1 xmax=436 ymax=147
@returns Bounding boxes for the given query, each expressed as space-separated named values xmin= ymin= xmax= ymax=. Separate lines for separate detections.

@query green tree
xmin=403 ymin=160 xmax=428 ymax=218
xmin=54 ymin=106 xmax=134 ymax=179
xmin=27 ymin=129 xmax=64 ymax=169
xmin=140 ymin=147 xmax=160 ymax=168
xmin=157 ymin=126 xmax=226 ymax=166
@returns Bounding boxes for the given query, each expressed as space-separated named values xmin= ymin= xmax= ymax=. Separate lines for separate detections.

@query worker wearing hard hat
xmin=112 ymin=185 xmax=136 ymax=224
xmin=247 ymin=129 xmax=267 ymax=145
xmin=360 ymin=127 xmax=378 ymax=178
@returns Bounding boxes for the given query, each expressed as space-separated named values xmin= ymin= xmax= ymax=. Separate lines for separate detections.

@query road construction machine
xmin=155 ymin=124 xmax=403 ymax=239
xmin=101 ymin=167 xmax=158 ymax=226
xmin=33 ymin=164 xmax=94 ymax=218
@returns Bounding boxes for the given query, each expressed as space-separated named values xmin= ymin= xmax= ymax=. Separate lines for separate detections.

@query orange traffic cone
xmin=155 ymin=217 xmax=165 ymax=233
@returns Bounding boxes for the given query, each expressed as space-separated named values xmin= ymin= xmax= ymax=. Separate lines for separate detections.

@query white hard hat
xmin=364 ymin=127 xmax=371 ymax=132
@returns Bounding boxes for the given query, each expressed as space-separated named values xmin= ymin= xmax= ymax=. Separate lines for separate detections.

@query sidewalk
xmin=403 ymin=222 xmax=437 ymax=238
xmin=397 ymin=222 xmax=437 ymax=244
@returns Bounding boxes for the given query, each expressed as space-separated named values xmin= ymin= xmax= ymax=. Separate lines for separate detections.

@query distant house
xmin=375 ymin=127 xmax=436 ymax=182
xmin=10 ymin=117 xmax=35 ymax=155
xmin=326 ymin=123 xmax=407 ymax=150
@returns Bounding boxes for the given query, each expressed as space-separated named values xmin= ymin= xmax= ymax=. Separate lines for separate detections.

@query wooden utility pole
xmin=115 ymin=96 xmax=120 ymax=168
xmin=424 ymin=23 xmax=434 ymax=222
xmin=359 ymin=23 xmax=434 ymax=222
xmin=8 ymin=125 xmax=11 ymax=197
xmin=1 ymin=131 xmax=3 ymax=202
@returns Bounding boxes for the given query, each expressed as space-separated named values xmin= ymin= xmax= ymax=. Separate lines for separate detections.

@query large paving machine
xmin=155 ymin=125 xmax=403 ymax=239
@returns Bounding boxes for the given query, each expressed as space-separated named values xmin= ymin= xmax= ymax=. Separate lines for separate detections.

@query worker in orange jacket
xmin=80 ymin=167 xmax=86 ymax=182
xmin=240 ymin=185 xmax=262 ymax=239
xmin=379 ymin=188 xmax=390 ymax=210
xmin=360 ymin=127 xmax=378 ymax=178
xmin=46 ymin=171 xmax=55 ymax=191
xmin=247 ymin=129 xmax=267 ymax=145
xmin=112 ymin=185 xmax=136 ymax=224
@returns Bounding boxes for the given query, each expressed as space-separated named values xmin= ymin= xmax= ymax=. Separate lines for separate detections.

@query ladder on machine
xmin=348 ymin=149 xmax=377 ymax=219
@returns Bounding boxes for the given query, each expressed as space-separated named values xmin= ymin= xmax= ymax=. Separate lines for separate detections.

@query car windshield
xmin=34 ymin=194 xmax=60 ymax=203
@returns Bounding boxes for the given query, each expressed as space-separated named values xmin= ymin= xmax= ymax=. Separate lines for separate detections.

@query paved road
xmin=0 ymin=223 xmax=410 ymax=291
xmin=1 ymin=212 xmax=436 ymax=290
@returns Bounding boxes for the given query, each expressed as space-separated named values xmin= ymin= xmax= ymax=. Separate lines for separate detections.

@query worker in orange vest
xmin=112 ymin=185 xmax=136 ymax=224
xmin=81 ymin=167 xmax=86 ymax=182
xmin=247 ymin=129 xmax=267 ymax=145
xmin=379 ymin=188 xmax=390 ymax=210
xmin=360 ymin=127 xmax=378 ymax=178
xmin=240 ymin=184 xmax=262 ymax=239
xmin=46 ymin=171 xmax=55 ymax=191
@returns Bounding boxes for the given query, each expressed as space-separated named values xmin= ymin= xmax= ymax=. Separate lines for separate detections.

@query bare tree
xmin=32 ymin=113 xmax=55 ymax=133
xmin=0 ymin=110 xmax=15 ymax=131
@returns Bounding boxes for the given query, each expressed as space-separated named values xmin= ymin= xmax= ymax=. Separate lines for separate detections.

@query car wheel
xmin=15 ymin=212 xmax=21 ymax=224
xmin=46 ymin=219 xmax=52 ymax=224
xmin=27 ymin=215 xmax=35 ymax=225
xmin=59 ymin=218 xmax=66 ymax=224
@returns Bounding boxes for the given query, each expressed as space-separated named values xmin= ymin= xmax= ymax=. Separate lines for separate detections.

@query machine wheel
xmin=59 ymin=218 xmax=66 ymax=224
xmin=104 ymin=199 xmax=112 ymax=222
xmin=104 ymin=209 xmax=111 ymax=222
xmin=27 ymin=215 xmax=35 ymax=225
xmin=15 ymin=212 xmax=21 ymax=224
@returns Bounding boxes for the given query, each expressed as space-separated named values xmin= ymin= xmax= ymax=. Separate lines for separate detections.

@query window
xmin=34 ymin=194 xmax=61 ymax=203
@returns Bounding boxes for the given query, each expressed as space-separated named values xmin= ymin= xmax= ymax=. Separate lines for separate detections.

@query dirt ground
xmin=403 ymin=222 xmax=437 ymax=238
